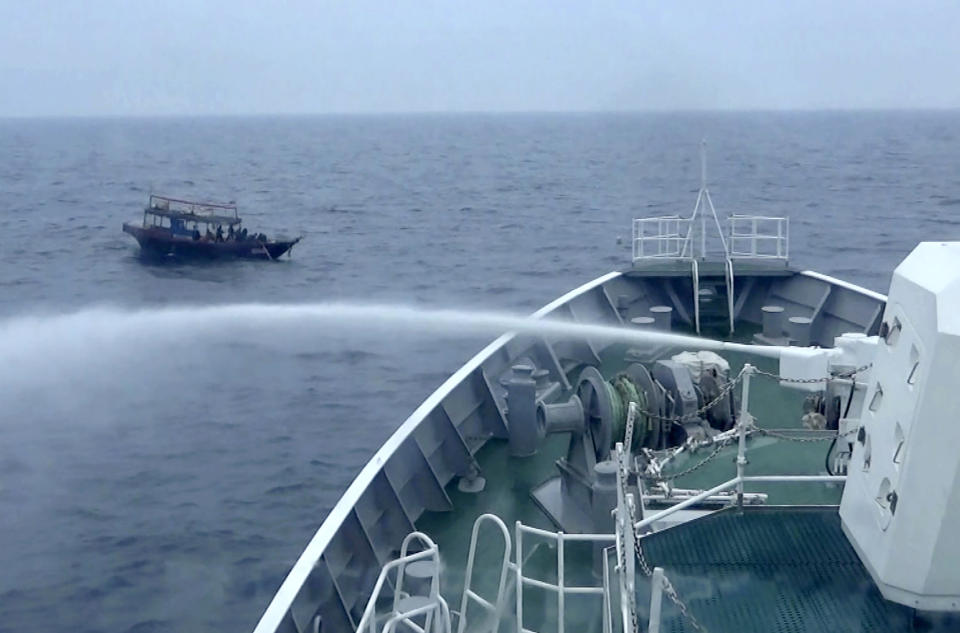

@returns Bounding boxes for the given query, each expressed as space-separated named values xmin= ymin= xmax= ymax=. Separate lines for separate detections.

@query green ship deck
xmin=637 ymin=507 xmax=922 ymax=633
xmin=252 ymin=259 xmax=905 ymax=633
xmin=416 ymin=329 xmax=855 ymax=633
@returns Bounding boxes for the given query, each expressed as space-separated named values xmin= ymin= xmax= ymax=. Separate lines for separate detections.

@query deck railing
xmin=631 ymin=216 xmax=692 ymax=260
xmin=631 ymin=214 xmax=789 ymax=263
xmin=614 ymin=363 xmax=846 ymax=633
xmin=514 ymin=523 xmax=616 ymax=633
xmin=728 ymin=214 xmax=789 ymax=260
xmin=633 ymin=365 xmax=843 ymax=532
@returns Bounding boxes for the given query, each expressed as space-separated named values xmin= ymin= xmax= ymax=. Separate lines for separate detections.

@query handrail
xmin=395 ymin=532 xmax=440 ymax=615
xmin=691 ymin=259 xmax=701 ymax=335
xmin=635 ymin=365 xmax=845 ymax=531
xmin=648 ymin=568 xmax=666 ymax=633
xmin=613 ymin=441 xmax=637 ymax=633
xmin=631 ymin=213 xmax=789 ymax=262
xmin=514 ymin=522 xmax=615 ymax=633
xmin=725 ymin=259 xmax=735 ymax=335
xmin=629 ymin=144 xmax=787 ymax=265
xmin=634 ymin=460 xmax=846 ymax=532
xmin=632 ymin=216 xmax=691 ymax=260
xmin=601 ymin=546 xmax=617 ymax=633
xmin=727 ymin=215 xmax=789 ymax=260
xmin=382 ymin=595 xmax=451 ymax=633
xmin=457 ymin=514 xmax=511 ymax=633
xmin=356 ymin=532 xmax=439 ymax=633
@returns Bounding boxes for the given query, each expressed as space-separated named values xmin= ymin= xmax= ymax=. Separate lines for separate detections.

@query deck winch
xmin=507 ymin=351 xmax=737 ymax=534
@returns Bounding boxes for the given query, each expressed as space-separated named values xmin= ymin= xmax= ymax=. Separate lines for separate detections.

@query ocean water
xmin=1 ymin=112 xmax=959 ymax=633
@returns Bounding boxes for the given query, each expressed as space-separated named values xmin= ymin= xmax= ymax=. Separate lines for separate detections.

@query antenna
xmin=700 ymin=138 xmax=708 ymax=191
xmin=686 ymin=138 xmax=728 ymax=261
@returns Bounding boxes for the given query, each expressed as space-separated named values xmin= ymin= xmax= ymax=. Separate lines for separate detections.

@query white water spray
xmin=0 ymin=301 xmax=792 ymax=407
xmin=0 ymin=302 xmax=783 ymax=373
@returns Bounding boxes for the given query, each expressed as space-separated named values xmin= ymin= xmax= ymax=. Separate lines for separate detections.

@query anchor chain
xmin=619 ymin=438 xmax=708 ymax=633
xmin=639 ymin=367 xmax=746 ymax=425
xmin=750 ymin=424 xmax=839 ymax=443
xmin=752 ymin=363 xmax=872 ymax=384
xmin=629 ymin=362 xmax=871 ymax=428
xmin=642 ymin=440 xmax=729 ymax=482
xmin=660 ymin=571 xmax=708 ymax=633
xmin=746 ymin=363 xmax=871 ymax=442
xmin=630 ymin=496 xmax=709 ymax=633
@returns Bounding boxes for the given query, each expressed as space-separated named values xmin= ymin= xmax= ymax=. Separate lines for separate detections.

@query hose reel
xmin=567 ymin=364 xmax=667 ymax=459
xmin=532 ymin=364 xmax=669 ymax=481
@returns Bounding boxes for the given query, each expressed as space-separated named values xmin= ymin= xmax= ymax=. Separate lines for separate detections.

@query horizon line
xmin=2 ymin=106 xmax=960 ymax=121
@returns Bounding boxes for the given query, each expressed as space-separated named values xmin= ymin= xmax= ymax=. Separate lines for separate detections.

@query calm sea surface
xmin=1 ymin=112 xmax=959 ymax=632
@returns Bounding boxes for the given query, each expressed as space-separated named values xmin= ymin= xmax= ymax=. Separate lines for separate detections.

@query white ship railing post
xmin=736 ymin=364 xmax=754 ymax=509
xmin=624 ymin=491 xmax=636 ymax=617
xmin=614 ymin=440 xmax=637 ymax=633
xmin=557 ymin=531 xmax=565 ymax=633
xmin=515 ymin=520 xmax=524 ymax=633
xmin=602 ymin=547 xmax=614 ymax=633
xmin=648 ymin=567 xmax=666 ymax=633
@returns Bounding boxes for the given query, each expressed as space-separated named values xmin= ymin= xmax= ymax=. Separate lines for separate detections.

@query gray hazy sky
xmin=2 ymin=1 xmax=959 ymax=116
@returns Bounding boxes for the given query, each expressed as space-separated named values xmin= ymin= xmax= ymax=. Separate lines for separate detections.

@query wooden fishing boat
xmin=122 ymin=195 xmax=301 ymax=260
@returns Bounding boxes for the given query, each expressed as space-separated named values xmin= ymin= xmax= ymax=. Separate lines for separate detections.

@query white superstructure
xmin=841 ymin=242 xmax=960 ymax=611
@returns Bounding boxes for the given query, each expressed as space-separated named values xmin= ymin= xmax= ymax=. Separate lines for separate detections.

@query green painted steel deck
xmin=412 ymin=320 xmax=927 ymax=633
xmin=637 ymin=507 xmax=959 ymax=633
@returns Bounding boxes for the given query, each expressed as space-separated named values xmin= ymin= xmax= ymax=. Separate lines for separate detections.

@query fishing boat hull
xmin=123 ymin=224 xmax=300 ymax=260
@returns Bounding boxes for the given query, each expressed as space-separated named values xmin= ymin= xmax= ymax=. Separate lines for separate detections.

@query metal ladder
xmin=356 ymin=532 xmax=452 ymax=633
xmin=692 ymin=258 xmax=736 ymax=336
xmin=457 ymin=514 xmax=512 ymax=633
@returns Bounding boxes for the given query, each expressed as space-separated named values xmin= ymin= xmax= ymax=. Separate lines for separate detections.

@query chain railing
xmin=614 ymin=433 xmax=638 ymax=633
xmin=633 ymin=362 xmax=873 ymax=475
xmin=614 ymin=359 xmax=877 ymax=633
xmin=643 ymin=441 xmax=728 ymax=483
xmin=752 ymin=363 xmax=872 ymax=384
xmin=616 ymin=436 xmax=708 ymax=633
xmin=750 ymin=425 xmax=838 ymax=443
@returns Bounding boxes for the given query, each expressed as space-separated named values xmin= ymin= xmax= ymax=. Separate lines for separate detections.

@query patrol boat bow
xmin=254 ymin=149 xmax=960 ymax=633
